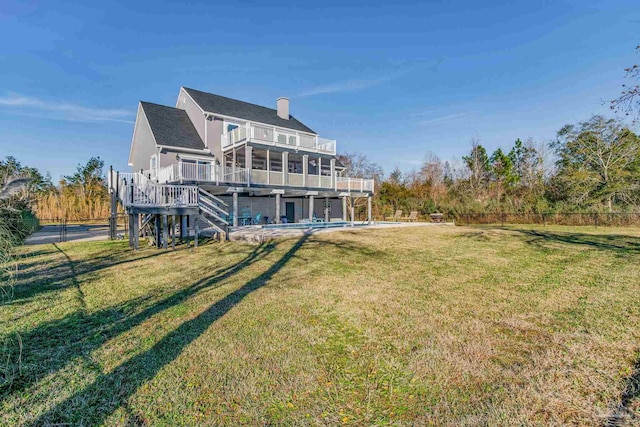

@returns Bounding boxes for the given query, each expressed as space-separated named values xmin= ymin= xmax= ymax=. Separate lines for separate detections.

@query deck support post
xmin=367 ymin=195 xmax=372 ymax=223
xmin=342 ymin=196 xmax=347 ymax=221
xmin=162 ymin=214 xmax=168 ymax=250
xmin=171 ymin=215 xmax=176 ymax=250
xmin=128 ymin=214 xmax=134 ymax=248
xmin=155 ymin=215 xmax=161 ymax=248
xmin=232 ymin=192 xmax=238 ymax=227
xmin=133 ymin=213 xmax=139 ymax=250
xmin=275 ymin=193 xmax=281 ymax=223
xmin=325 ymin=197 xmax=330 ymax=222
xmin=180 ymin=215 xmax=186 ymax=242
xmin=194 ymin=218 xmax=199 ymax=248
xmin=309 ymin=195 xmax=314 ymax=221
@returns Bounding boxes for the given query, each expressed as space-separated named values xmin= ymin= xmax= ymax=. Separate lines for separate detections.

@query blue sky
xmin=0 ymin=0 xmax=638 ymax=180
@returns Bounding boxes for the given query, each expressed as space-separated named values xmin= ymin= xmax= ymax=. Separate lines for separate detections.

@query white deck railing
xmin=221 ymin=122 xmax=337 ymax=155
xmin=120 ymin=180 xmax=198 ymax=208
xmin=335 ymin=177 xmax=374 ymax=192
xmin=146 ymin=162 xmax=375 ymax=192
xmin=286 ymin=172 xmax=304 ymax=187
xmin=223 ymin=166 xmax=249 ymax=184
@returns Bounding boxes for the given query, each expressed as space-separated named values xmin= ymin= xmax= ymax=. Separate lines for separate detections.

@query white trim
xmin=158 ymin=145 xmax=212 ymax=154
xmin=128 ymin=103 xmax=143 ymax=166
xmin=176 ymin=153 xmax=216 ymax=162
xmin=150 ymin=154 xmax=158 ymax=172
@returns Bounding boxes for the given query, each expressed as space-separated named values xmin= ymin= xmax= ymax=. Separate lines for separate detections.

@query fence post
xmin=594 ymin=212 xmax=598 ymax=228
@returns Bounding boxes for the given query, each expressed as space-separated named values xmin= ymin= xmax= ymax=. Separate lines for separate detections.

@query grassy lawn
xmin=1 ymin=225 xmax=640 ymax=426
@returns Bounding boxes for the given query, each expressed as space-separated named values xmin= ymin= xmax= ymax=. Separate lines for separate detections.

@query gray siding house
xmin=126 ymin=87 xmax=374 ymax=228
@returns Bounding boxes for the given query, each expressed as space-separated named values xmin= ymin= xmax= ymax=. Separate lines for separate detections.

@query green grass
xmin=1 ymin=225 xmax=640 ymax=426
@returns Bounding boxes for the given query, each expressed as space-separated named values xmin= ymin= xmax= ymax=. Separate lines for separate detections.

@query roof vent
xmin=277 ymin=97 xmax=289 ymax=120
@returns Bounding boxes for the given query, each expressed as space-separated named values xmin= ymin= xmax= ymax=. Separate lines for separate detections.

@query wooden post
xmin=162 ymin=214 xmax=168 ymax=249
xmin=109 ymin=166 xmax=117 ymax=240
xmin=128 ymin=214 xmax=134 ymax=248
xmin=275 ymin=193 xmax=281 ymax=223
xmin=309 ymin=195 xmax=314 ymax=221
xmin=172 ymin=215 xmax=176 ymax=250
xmin=133 ymin=213 xmax=139 ymax=250
xmin=194 ymin=219 xmax=199 ymax=248
xmin=367 ymin=195 xmax=372 ymax=223
xmin=232 ymin=192 xmax=238 ymax=227
xmin=155 ymin=215 xmax=161 ymax=249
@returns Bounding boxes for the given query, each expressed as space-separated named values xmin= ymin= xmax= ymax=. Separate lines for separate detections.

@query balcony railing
xmin=152 ymin=162 xmax=374 ymax=192
xmin=221 ymin=122 xmax=337 ymax=155
xmin=120 ymin=182 xmax=198 ymax=208
xmin=336 ymin=177 xmax=374 ymax=192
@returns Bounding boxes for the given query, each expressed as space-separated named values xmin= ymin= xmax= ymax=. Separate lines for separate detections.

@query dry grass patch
xmin=1 ymin=225 xmax=639 ymax=425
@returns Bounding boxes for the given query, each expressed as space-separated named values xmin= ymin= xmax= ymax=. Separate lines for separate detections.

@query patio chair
xmin=254 ymin=213 xmax=262 ymax=225
xmin=386 ymin=210 xmax=402 ymax=221
xmin=406 ymin=211 xmax=419 ymax=222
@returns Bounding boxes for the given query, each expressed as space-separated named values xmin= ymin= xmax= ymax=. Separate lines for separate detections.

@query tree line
xmin=340 ymin=114 xmax=640 ymax=219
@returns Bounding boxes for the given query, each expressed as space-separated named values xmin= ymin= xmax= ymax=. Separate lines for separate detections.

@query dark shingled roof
xmin=183 ymin=87 xmax=316 ymax=134
xmin=140 ymin=101 xmax=205 ymax=150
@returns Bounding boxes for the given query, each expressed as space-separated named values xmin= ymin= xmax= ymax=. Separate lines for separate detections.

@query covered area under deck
xmin=198 ymin=185 xmax=372 ymax=228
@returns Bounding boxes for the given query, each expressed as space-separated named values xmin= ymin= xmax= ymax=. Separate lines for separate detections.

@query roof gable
xmin=182 ymin=87 xmax=316 ymax=134
xmin=140 ymin=101 xmax=205 ymax=151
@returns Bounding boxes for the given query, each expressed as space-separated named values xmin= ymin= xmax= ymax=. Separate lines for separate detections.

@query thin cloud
xmin=417 ymin=112 xmax=470 ymax=126
xmin=0 ymin=94 xmax=134 ymax=124
xmin=298 ymin=78 xmax=388 ymax=97
xmin=298 ymin=69 xmax=410 ymax=97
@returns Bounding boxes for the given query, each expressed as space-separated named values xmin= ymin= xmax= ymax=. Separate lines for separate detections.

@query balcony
xmin=151 ymin=162 xmax=374 ymax=193
xmin=221 ymin=122 xmax=336 ymax=155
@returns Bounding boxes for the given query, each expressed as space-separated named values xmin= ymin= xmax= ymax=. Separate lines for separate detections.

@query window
xmin=276 ymin=132 xmax=297 ymax=146
xmin=150 ymin=155 xmax=157 ymax=171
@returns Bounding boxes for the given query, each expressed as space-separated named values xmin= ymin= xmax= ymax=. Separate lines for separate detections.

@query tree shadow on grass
xmin=29 ymin=234 xmax=310 ymax=425
xmin=519 ymin=229 xmax=640 ymax=255
xmin=8 ymin=248 xmax=172 ymax=304
xmin=469 ymin=227 xmax=640 ymax=257
xmin=1 ymin=240 xmax=278 ymax=401
xmin=606 ymin=356 xmax=640 ymax=426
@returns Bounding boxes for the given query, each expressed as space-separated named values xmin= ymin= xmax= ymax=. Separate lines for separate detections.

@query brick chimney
xmin=277 ymin=97 xmax=289 ymax=120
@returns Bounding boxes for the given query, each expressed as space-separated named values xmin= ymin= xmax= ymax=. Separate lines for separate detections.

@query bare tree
xmin=611 ymin=45 xmax=640 ymax=122
xmin=336 ymin=152 xmax=383 ymax=221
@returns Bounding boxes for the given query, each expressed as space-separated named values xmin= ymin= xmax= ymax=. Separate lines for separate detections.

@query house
xmin=124 ymin=87 xmax=374 ymax=231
